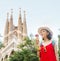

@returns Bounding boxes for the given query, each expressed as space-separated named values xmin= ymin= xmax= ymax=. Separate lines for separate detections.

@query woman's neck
xmin=43 ymin=37 xmax=49 ymax=42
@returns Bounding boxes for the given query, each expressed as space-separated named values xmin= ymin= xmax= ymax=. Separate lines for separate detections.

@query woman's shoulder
xmin=51 ymin=39 xmax=56 ymax=45
xmin=40 ymin=39 xmax=56 ymax=46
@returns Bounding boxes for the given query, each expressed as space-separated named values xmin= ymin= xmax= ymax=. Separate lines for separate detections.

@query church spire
xmin=18 ymin=8 xmax=23 ymax=40
xmin=9 ymin=9 xmax=13 ymax=31
xmin=3 ymin=12 xmax=9 ymax=46
xmin=9 ymin=9 xmax=13 ymax=41
xmin=19 ymin=8 xmax=22 ymax=20
xmin=23 ymin=11 xmax=27 ymax=39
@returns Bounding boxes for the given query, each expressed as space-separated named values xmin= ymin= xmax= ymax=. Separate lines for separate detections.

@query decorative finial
xmin=19 ymin=8 xmax=21 ymax=16
xmin=11 ymin=9 xmax=13 ymax=14
xmin=24 ymin=10 xmax=26 ymax=17
xmin=10 ymin=9 xmax=13 ymax=20
xmin=19 ymin=8 xmax=21 ymax=13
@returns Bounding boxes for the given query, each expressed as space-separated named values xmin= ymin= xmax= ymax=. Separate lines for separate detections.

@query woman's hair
xmin=43 ymin=29 xmax=52 ymax=40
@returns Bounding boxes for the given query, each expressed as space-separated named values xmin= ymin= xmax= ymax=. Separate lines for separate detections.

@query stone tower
xmin=23 ymin=11 xmax=27 ymax=39
xmin=8 ymin=9 xmax=13 ymax=41
xmin=3 ymin=13 xmax=9 ymax=46
xmin=18 ymin=8 xmax=23 ymax=40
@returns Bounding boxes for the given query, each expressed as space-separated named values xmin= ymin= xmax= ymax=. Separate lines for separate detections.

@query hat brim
xmin=38 ymin=27 xmax=53 ymax=35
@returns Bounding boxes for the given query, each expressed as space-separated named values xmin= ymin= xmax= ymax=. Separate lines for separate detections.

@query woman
xmin=36 ymin=26 xmax=59 ymax=61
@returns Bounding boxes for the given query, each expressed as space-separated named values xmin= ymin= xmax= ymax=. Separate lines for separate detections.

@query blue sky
xmin=0 ymin=0 xmax=60 ymax=41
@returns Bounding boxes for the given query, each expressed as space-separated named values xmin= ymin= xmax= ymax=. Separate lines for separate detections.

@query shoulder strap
xmin=52 ymin=40 xmax=55 ymax=46
xmin=40 ymin=40 xmax=55 ymax=46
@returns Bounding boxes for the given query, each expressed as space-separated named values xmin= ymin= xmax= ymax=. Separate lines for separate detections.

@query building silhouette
xmin=0 ymin=8 xmax=27 ymax=61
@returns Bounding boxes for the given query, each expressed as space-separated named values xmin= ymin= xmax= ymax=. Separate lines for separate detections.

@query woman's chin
xmin=41 ymin=36 xmax=44 ymax=38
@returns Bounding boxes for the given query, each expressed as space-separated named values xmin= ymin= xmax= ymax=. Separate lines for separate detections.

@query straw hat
xmin=38 ymin=27 xmax=53 ymax=35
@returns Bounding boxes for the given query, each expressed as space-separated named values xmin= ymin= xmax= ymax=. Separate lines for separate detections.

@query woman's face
xmin=40 ymin=29 xmax=49 ymax=38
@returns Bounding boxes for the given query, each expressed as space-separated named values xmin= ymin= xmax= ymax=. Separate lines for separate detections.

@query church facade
xmin=0 ymin=9 xmax=27 ymax=61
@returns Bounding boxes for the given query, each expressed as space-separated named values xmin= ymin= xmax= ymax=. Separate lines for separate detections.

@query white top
xmin=41 ymin=41 xmax=52 ymax=47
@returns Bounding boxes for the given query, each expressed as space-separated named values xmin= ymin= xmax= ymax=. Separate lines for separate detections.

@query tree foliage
xmin=9 ymin=37 xmax=39 ymax=61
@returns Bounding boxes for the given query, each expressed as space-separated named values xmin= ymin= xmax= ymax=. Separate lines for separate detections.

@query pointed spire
xmin=18 ymin=8 xmax=22 ymax=25
xmin=3 ymin=12 xmax=9 ymax=46
xmin=9 ymin=9 xmax=13 ymax=31
xmin=8 ymin=9 xmax=13 ymax=41
xmin=10 ymin=9 xmax=13 ymax=22
xmin=24 ymin=11 xmax=26 ymax=20
xmin=18 ymin=8 xmax=23 ymax=40
xmin=23 ymin=11 xmax=27 ymax=39
xmin=19 ymin=8 xmax=22 ymax=19
xmin=4 ymin=12 xmax=9 ymax=35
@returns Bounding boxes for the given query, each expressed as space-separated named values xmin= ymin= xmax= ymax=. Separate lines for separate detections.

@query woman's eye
xmin=42 ymin=30 xmax=45 ymax=32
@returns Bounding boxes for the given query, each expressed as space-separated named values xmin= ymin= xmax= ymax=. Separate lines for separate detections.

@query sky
xmin=0 ymin=0 xmax=60 ymax=41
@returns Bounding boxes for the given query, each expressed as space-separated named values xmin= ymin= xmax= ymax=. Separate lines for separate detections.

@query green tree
xmin=9 ymin=37 xmax=39 ymax=61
